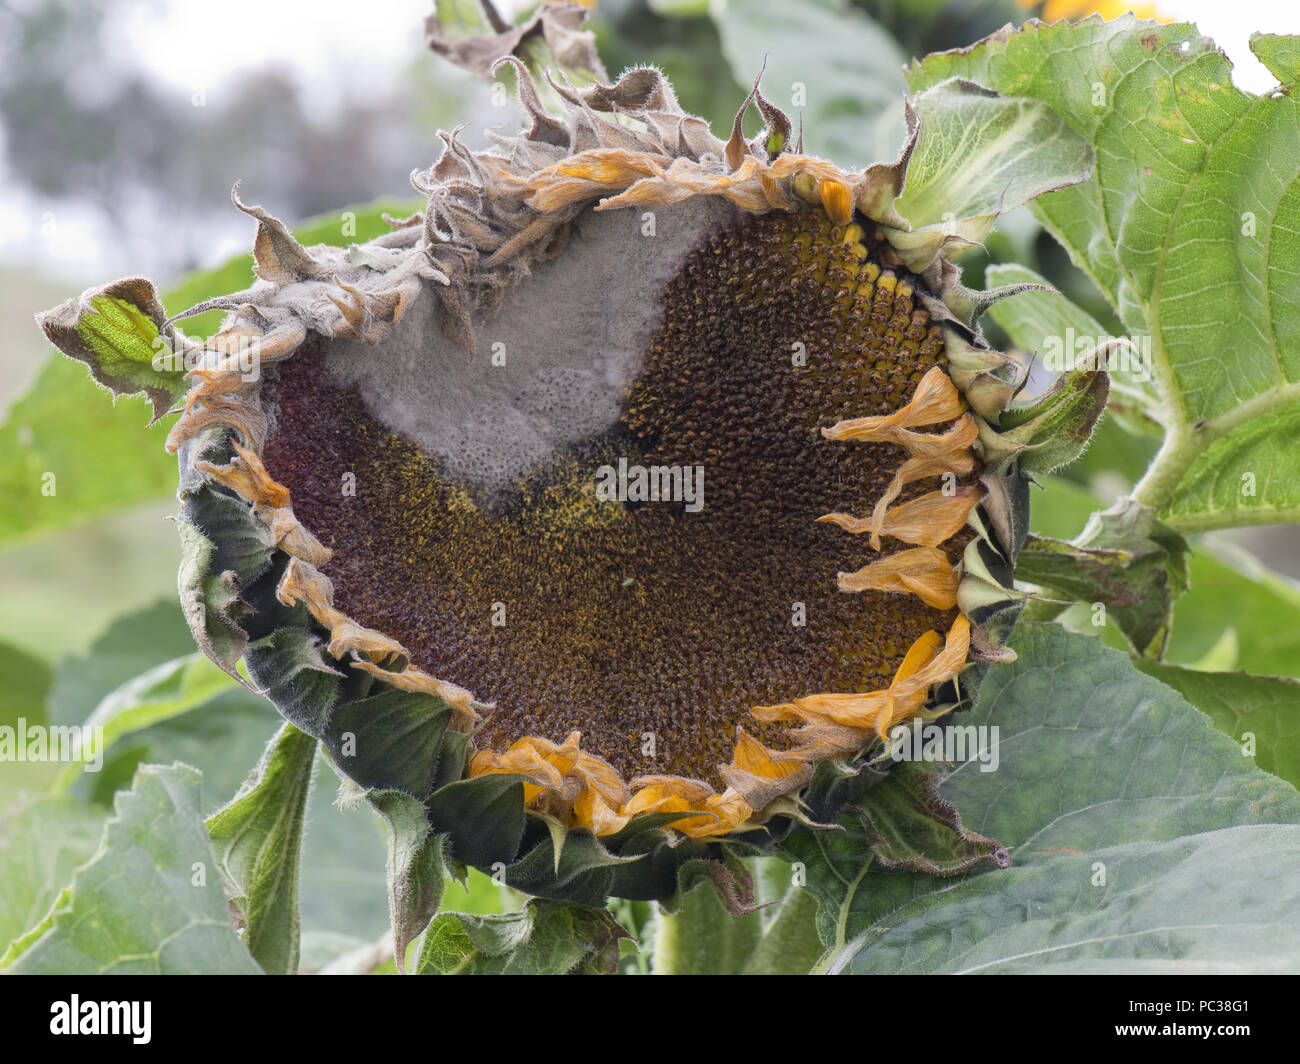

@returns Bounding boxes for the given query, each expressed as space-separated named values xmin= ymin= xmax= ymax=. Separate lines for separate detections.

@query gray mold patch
xmin=321 ymin=198 xmax=734 ymax=501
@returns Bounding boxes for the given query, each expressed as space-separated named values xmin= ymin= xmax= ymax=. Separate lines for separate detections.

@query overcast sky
xmin=119 ymin=0 xmax=1298 ymax=100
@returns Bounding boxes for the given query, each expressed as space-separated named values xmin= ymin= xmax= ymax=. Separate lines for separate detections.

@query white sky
xmin=114 ymin=0 xmax=1299 ymax=99
xmin=1169 ymin=0 xmax=1300 ymax=92
xmin=115 ymin=0 xmax=437 ymax=122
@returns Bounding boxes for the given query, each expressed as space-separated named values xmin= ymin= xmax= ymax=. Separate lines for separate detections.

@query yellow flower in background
xmin=1022 ymin=0 xmax=1167 ymax=22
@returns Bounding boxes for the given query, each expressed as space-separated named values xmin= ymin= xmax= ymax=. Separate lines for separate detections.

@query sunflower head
xmin=38 ymin=50 xmax=1101 ymax=917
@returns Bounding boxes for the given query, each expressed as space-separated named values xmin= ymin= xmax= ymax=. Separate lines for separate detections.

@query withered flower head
xmin=39 ymin=52 xmax=1101 ymax=904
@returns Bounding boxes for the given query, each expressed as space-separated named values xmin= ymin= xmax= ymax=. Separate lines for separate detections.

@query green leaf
xmin=79 ymin=688 xmax=281 ymax=815
xmin=52 ymin=651 xmax=237 ymax=791
xmin=650 ymin=867 xmax=823 ymax=975
xmin=0 ymin=359 xmax=177 ymax=549
xmin=36 ymin=279 xmax=189 ymax=424
xmin=1167 ymin=547 xmax=1300 ymax=679
xmin=206 ymin=723 xmax=318 ymax=975
xmin=651 ymin=878 xmax=760 ymax=974
xmin=1134 ymin=661 xmax=1300 ymax=790
xmin=502 ymin=826 xmax=637 ymax=907
xmin=0 ymin=639 xmax=57 ymax=806
xmin=41 ymin=600 xmax=285 ymax=814
xmin=85 ymin=705 xmax=391 ymax=942
xmin=368 ymin=790 xmax=448 ymax=974
xmin=1252 ymin=32 xmax=1300 ymax=83
xmin=0 ymin=639 xmax=52 ymax=725
xmin=3 ymin=762 xmax=261 ymax=973
xmin=1017 ymin=498 xmax=1190 ymax=658
xmin=415 ymin=898 xmax=628 ymax=975
xmin=709 ymin=0 xmax=908 ymax=167
xmin=1157 ymin=406 xmax=1300 ymax=531
xmin=985 ymin=262 xmax=1161 ymax=429
xmin=737 ymin=881 xmax=822 ymax=976
xmin=907 ymin=19 xmax=1300 ymax=532
xmin=296 ymin=756 xmax=390 ymax=940
xmin=1028 ymin=478 xmax=1300 ymax=680
xmin=855 ymin=762 xmax=1009 ymax=875
xmin=896 ymin=79 xmax=1094 ymax=235
xmin=15 ymin=604 xmax=388 ymax=960
xmin=0 ymin=797 xmax=105 ymax=956
xmin=47 ymin=601 xmax=196 ymax=726
xmin=425 ymin=774 xmax=526 ymax=870
xmin=325 ymin=686 xmax=452 ymax=799
xmin=787 ymin=624 xmax=1300 ymax=974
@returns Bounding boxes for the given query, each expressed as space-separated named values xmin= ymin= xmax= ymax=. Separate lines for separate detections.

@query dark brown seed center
xmin=261 ymin=206 xmax=955 ymax=786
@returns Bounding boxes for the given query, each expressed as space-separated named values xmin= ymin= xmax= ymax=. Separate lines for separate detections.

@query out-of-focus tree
xmin=0 ymin=0 xmax=474 ymax=276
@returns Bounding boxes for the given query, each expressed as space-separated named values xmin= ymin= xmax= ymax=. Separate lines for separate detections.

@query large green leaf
xmin=2 ymin=200 xmax=419 ymax=549
xmin=0 ymin=796 xmax=104 ymax=956
xmin=709 ymin=0 xmax=908 ymax=167
xmin=0 ymin=359 xmax=176 ymax=548
xmin=206 ymin=723 xmax=318 ymax=975
xmin=66 ymin=682 xmax=390 ymax=947
xmin=36 ymin=598 xmax=278 ymax=800
xmin=76 ymin=688 xmax=281 ymax=816
xmin=787 ymin=624 xmax=1300 ymax=973
xmin=51 ymin=652 xmax=236 ymax=791
xmin=909 ymin=19 xmax=1300 ymax=532
xmin=1134 ymin=660 xmax=1300 ymax=790
xmin=46 ymin=600 xmax=196 ymax=726
xmin=40 ymin=598 xmax=391 ymax=938
xmin=895 ymin=81 xmax=1094 ymax=235
xmin=2 ymin=762 xmax=261 ymax=973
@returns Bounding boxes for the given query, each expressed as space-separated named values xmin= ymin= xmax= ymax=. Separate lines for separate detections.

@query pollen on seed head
xmin=260 ymin=202 xmax=965 ymax=787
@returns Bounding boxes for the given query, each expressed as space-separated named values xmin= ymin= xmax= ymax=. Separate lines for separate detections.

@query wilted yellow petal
xmin=837 ymin=546 xmax=959 ymax=609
